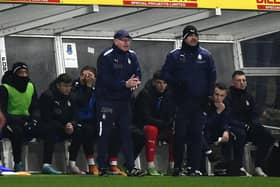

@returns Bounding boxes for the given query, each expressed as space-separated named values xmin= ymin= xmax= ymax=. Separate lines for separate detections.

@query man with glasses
xmin=95 ymin=30 xmax=144 ymax=176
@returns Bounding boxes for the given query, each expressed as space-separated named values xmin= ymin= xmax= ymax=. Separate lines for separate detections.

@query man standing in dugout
xmin=95 ymin=30 xmax=144 ymax=176
xmin=161 ymin=25 xmax=216 ymax=176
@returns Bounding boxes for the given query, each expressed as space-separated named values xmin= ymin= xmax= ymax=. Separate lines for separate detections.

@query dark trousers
xmin=246 ymin=125 xmax=275 ymax=167
xmin=109 ymin=126 xmax=145 ymax=163
xmin=2 ymin=115 xmax=40 ymax=164
xmin=40 ymin=121 xmax=70 ymax=164
xmin=203 ymin=127 xmax=247 ymax=168
xmin=226 ymin=127 xmax=247 ymax=168
xmin=69 ymin=122 xmax=98 ymax=161
xmin=131 ymin=129 xmax=146 ymax=161
xmin=96 ymin=100 xmax=135 ymax=170
xmin=174 ymin=101 xmax=204 ymax=172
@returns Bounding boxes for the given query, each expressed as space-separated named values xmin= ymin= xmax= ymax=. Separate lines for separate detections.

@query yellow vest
xmin=3 ymin=83 xmax=34 ymax=116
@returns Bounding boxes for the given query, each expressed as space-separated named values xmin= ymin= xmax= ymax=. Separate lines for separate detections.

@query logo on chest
xmin=245 ymin=100 xmax=250 ymax=106
xmin=113 ymin=57 xmax=131 ymax=69
xmin=196 ymin=54 xmax=206 ymax=64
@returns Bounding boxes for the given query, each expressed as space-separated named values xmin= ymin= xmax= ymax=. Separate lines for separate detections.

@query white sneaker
xmin=69 ymin=165 xmax=86 ymax=175
xmin=255 ymin=167 xmax=267 ymax=177
xmin=240 ymin=167 xmax=252 ymax=177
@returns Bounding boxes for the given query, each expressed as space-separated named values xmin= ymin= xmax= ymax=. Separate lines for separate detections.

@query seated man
xmin=69 ymin=66 xmax=99 ymax=175
xmin=134 ymin=71 xmax=176 ymax=176
xmin=0 ymin=62 xmax=40 ymax=171
xmin=39 ymin=73 xmax=75 ymax=174
xmin=202 ymin=83 xmax=248 ymax=176
xmin=227 ymin=70 xmax=279 ymax=176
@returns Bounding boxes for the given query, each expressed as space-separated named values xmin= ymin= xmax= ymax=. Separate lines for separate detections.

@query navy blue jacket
xmin=161 ymin=45 xmax=216 ymax=101
xmin=226 ymin=86 xmax=260 ymax=129
xmin=203 ymin=99 xmax=230 ymax=142
xmin=72 ymin=80 xmax=96 ymax=124
xmin=39 ymin=82 xmax=76 ymax=128
xmin=95 ymin=44 xmax=141 ymax=101
xmin=134 ymin=81 xmax=176 ymax=130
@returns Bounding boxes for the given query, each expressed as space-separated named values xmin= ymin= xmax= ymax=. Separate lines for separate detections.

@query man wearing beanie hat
xmin=0 ymin=62 xmax=39 ymax=172
xmin=95 ymin=29 xmax=144 ymax=176
xmin=161 ymin=25 xmax=216 ymax=176
xmin=182 ymin=25 xmax=199 ymax=40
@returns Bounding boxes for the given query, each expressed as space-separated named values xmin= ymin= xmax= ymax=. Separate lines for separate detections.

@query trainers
xmin=189 ymin=170 xmax=203 ymax=176
xmin=239 ymin=167 xmax=252 ymax=177
xmin=89 ymin=165 xmax=99 ymax=176
xmin=69 ymin=165 xmax=86 ymax=175
xmin=172 ymin=168 xmax=185 ymax=176
xmin=14 ymin=162 xmax=24 ymax=172
xmin=126 ymin=168 xmax=146 ymax=177
xmin=147 ymin=168 xmax=162 ymax=176
xmin=108 ymin=166 xmax=127 ymax=176
xmin=182 ymin=166 xmax=191 ymax=175
xmin=42 ymin=165 xmax=62 ymax=175
xmin=0 ymin=165 xmax=13 ymax=172
xmin=255 ymin=167 xmax=267 ymax=177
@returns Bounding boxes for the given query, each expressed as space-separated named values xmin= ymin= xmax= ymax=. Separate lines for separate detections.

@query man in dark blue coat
xmin=161 ymin=25 xmax=216 ymax=176
xmin=227 ymin=70 xmax=279 ymax=176
xmin=95 ymin=30 xmax=144 ymax=176
xmin=202 ymin=83 xmax=248 ymax=176
xmin=202 ymin=83 xmax=231 ymax=161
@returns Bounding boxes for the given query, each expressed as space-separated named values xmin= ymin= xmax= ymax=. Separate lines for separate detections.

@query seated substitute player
xmin=202 ymin=82 xmax=248 ymax=176
xmin=227 ymin=70 xmax=280 ymax=176
xmin=0 ymin=62 xmax=40 ymax=172
xmin=134 ymin=71 xmax=176 ymax=176
xmin=68 ymin=66 xmax=99 ymax=175
xmin=39 ymin=73 xmax=76 ymax=174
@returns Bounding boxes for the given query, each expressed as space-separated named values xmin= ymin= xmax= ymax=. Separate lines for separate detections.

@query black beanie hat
xmin=182 ymin=25 xmax=198 ymax=39
xmin=12 ymin=62 xmax=28 ymax=75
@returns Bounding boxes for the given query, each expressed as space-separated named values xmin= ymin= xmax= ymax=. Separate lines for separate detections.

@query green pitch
xmin=1 ymin=175 xmax=280 ymax=187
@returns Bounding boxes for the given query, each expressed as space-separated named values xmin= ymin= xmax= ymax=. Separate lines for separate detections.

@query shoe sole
xmin=107 ymin=171 xmax=127 ymax=176
xmin=90 ymin=172 xmax=99 ymax=176
xmin=148 ymin=174 xmax=162 ymax=176
xmin=70 ymin=171 xmax=86 ymax=175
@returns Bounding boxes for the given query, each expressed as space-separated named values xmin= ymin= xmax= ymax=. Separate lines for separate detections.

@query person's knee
xmin=144 ymin=125 xmax=158 ymax=134
xmin=230 ymin=128 xmax=247 ymax=143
